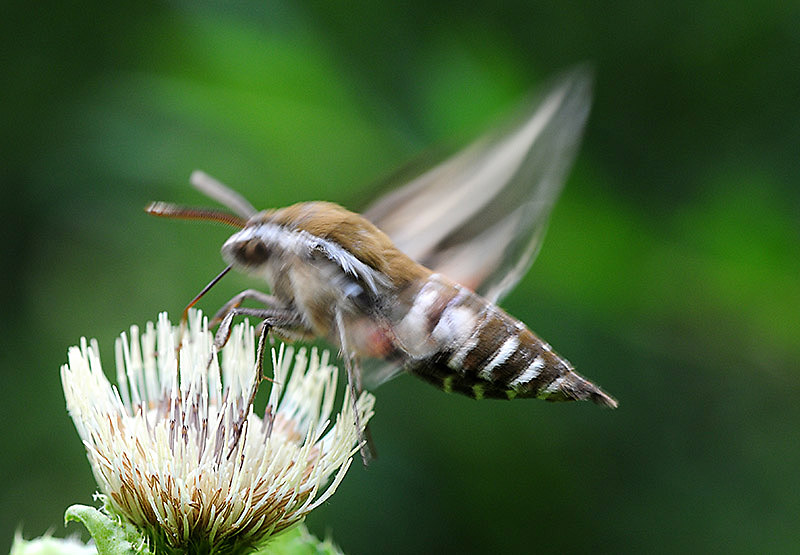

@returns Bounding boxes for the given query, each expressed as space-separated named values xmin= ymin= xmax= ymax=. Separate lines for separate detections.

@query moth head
xmin=146 ymin=200 xmax=272 ymax=277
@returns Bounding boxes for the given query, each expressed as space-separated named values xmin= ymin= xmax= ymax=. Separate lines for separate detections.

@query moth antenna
xmin=190 ymin=170 xmax=258 ymax=219
xmin=145 ymin=201 xmax=247 ymax=228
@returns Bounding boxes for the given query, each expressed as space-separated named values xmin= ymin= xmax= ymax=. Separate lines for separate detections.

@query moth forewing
xmin=364 ymin=67 xmax=593 ymax=305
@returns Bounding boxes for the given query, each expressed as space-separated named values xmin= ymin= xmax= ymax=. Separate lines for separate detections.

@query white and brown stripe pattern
xmin=400 ymin=274 xmax=617 ymax=407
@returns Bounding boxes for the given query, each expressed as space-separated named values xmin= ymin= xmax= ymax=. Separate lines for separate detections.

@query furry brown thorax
xmin=242 ymin=201 xmax=429 ymax=287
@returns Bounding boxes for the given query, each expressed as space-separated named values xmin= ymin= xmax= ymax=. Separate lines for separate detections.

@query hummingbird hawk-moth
xmin=147 ymin=68 xmax=617 ymax=444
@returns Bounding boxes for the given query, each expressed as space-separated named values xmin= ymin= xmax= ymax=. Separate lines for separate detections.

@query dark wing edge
xmin=364 ymin=66 xmax=593 ymax=304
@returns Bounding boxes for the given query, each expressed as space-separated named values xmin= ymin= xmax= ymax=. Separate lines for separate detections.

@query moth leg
xmin=220 ymin=309 xmax=305 ymax=460
xmin=335 ymin=309 xmax=376 ymax=466
xmin=226 ymin=318 xmax=272 ymax=460
xmin=209 ymin=306 xmax=303 ymax=413
xmin=213 ymin=306 xmax=303 ymax=353
xmin=210 ymin=289 xmax=285 ymax=328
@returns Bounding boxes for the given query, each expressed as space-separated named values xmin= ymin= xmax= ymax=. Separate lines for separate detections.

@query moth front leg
xmin=225 ymin=318 xmax=272 ymax=461
xmin=210 ymin=289 xmax=285 ymax=328
xmin=216 ymin=307 xmax=305 ymax=461
xmin=213 ymin=306 xmax=304 ymax=353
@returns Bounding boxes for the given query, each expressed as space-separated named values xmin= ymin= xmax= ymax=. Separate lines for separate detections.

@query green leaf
xmin=64 ymin=505 xmax=153 ymax=555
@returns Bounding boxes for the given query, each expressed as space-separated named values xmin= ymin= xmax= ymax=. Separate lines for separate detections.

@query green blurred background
xmin=3 ymin=1 xmax=799 ymax=553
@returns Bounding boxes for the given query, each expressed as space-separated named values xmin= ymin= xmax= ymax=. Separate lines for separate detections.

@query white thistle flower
xmin=61 ymin=311 xmax=374 ymax=554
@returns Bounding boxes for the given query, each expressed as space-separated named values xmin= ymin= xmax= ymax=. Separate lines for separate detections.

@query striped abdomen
xmin=394 ymin=274 xmax=617 ymax=407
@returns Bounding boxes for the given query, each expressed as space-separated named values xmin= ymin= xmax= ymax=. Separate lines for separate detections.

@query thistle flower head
xmin=61 ymin=311 xmax=374 ymax=554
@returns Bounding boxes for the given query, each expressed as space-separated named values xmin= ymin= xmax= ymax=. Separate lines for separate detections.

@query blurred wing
xmin=364 ymin=67 xmax=592 ymax=304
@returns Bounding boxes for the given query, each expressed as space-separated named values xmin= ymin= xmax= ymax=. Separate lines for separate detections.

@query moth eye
xmin=234 ymin=239 xmax=270 ymax=265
